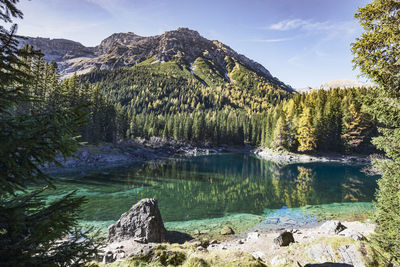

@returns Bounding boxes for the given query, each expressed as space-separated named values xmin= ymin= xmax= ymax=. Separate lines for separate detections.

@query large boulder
xmin=319 ymin=221 xmax=347 ymax=235
xmin=108 ymin=198 xmax=167 ymax=243
xmin=273 ymin=231 xmax=295 ymax=246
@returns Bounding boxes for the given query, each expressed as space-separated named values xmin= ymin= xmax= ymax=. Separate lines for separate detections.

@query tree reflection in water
xmin=40 ymin=153 xmax=379 ymax=223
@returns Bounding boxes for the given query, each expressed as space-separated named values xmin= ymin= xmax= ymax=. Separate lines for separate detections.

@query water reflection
xmin=41 ymin=153 xmax=379 ymax=223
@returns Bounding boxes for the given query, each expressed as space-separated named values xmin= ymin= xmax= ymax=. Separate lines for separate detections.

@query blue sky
xmin=15 ymin=0 xmax=371 ymax=88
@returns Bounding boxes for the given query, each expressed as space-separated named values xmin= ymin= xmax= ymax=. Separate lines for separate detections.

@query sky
xmin=14 ymin=0 xmax=372 ymax=89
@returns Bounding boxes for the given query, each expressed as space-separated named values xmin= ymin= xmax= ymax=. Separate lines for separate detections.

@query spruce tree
xmin=0 ymin=1 xmax=99 ymax=265
xmin=352 ymin=0 xmax=400 ymax=263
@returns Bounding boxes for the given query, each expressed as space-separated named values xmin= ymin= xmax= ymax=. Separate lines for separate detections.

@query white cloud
xmin=269 ymin=19 xmax=310 ymax=31
xmin=268 ymin=19 xmax=355 ymax=33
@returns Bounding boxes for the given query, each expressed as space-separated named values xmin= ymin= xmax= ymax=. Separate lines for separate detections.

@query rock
xmin=115 ymin=249 xmax=126 ymax=260
xmin=220 ymin=226 xmax=235 ymax=235
xmin=340 ymin=229 xmax=366 ymax=241
xmin=188 ymin=238 xmax=202 ymax=246
xmin=252 ymin=251 xmax=265 ymax=260
xmin=319 ymin=220 xmax=347 ymax=234
xmin=271 ymin=255 xmax=287 ymax=266
xmin=128 ymin=244 xmax=154 ymax=259
xmin=196 ymin=246 xmax=206 ymax=252
xmin=237 ymin=240 xmax=244 ymax=244
xmin=273 ymin=231 xmax=295 ymax=246
xmin=338 ymin=244 xmax=365 ymax=267
xmin=103 ymin=250 xmax=116 ymax=264
xmin=304 ymin=264 xmax=353 ymax=267
xmin=307 ymin=244 xmax=336 ymax=263
xmin=247 ymin=232 xmax=260 ymax=240
xmin=108 ymin=198 xmax=166 ymax=243
xmin=210 ymin=239 xmax=218 ymax=244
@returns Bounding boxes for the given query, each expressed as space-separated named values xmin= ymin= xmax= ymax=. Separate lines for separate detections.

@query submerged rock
xmin=220 ymin=226 xmax=235 ymax=235
xmin=273 ymin=231 xmax=295 ymax=246
xmin=108 ymin=198 xmax=167 ymax=243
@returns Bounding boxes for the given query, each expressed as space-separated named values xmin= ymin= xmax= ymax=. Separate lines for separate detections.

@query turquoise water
xmin=39 ymin=153 xmax=379 ymax=233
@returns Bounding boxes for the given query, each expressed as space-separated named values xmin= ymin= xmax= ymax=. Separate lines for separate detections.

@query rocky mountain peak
xmin=19 ymin=28 xmax=289 ymax=89
xmin=18 ymin=37 xmax=95 ymax=62
xmin=97 ymin=32 xmax=145 ymax=54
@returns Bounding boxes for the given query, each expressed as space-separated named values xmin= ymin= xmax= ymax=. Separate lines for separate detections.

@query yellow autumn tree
xmin=297 ymin=107 xmax=316 ymax=152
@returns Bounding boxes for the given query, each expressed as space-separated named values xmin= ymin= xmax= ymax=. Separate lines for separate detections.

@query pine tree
xmin=352 ymin=0 xmax=400 ymax=263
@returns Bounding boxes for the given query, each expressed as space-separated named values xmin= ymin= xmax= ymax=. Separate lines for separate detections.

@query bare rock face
xmin=18 ymin=37 xmax=95 ymax=62
xmin=108 ymin=198 xmax=166 ymax=243
xmin=18 ymin=28 xmax=292 ymax=91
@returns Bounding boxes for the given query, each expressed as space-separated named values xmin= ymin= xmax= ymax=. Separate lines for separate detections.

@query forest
xmin=20 ymin=50 xmax=376 ymax=154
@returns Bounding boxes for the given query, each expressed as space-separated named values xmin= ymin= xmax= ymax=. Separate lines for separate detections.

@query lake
xmin=41 ymin=153 xmax=379 ymax=234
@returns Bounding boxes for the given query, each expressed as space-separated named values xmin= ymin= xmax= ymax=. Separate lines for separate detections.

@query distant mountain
xmin=19 ymin=28 xmax=292 ymax=92
xmin=320 ymin=79 xmax=373 ymax=90
xmin=295 ymin=86 xmax=313 ymax=93
xmin=295 ymin=79 xmax=373 ymax=93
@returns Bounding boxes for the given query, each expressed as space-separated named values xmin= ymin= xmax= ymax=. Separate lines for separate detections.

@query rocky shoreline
xmin=44 ymin=137 xmax=251 ymax=173
xmin=96 ymin=199 xmax=378 ymax=267
xmin=253 ymin=147 xmax=373 ymax=164
xmin=45 ymin=140 xmax=379 ymax=174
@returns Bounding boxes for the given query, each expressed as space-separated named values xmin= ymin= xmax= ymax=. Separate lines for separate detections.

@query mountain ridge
xmin=18 ymin=28 xmax=292 ymax=92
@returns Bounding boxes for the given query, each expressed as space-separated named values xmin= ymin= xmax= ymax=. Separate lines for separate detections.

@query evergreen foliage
xmin=77 ymin=56 xmax=376 ymax=151
xmin=264 ymin=88 xmax=376 ymax=153
xmin=352 ymin=0 xmax=400 ymax=263
xmin=0 ymin=1 xmax=99 ymax=265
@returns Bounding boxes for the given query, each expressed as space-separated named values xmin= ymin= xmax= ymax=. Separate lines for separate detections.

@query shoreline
xmin=253 ymin=147 xmax=373 ymax=164
xmin=44 ymin=138 xmax=252 ymax=173
xmin=44 ymin=139 xmax=378 ymax=174
xmin=82 ymin=202 xmax=375 ymax=241
xmin=99 ymin=208 xmax=377 ymax=266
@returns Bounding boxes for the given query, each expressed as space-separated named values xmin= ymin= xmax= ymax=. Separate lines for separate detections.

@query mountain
xmin=295 ymin=79 xmax=373 ymax=93
xmin=320 ymin=79 xmax=373 ymax=90
xmin=20 ymin=28 xmax=294 ymax=114
xmin=19 ymin=28 xmax=292 ymax=91
xmin=295 ymin=86 xmax=313 ymax=93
